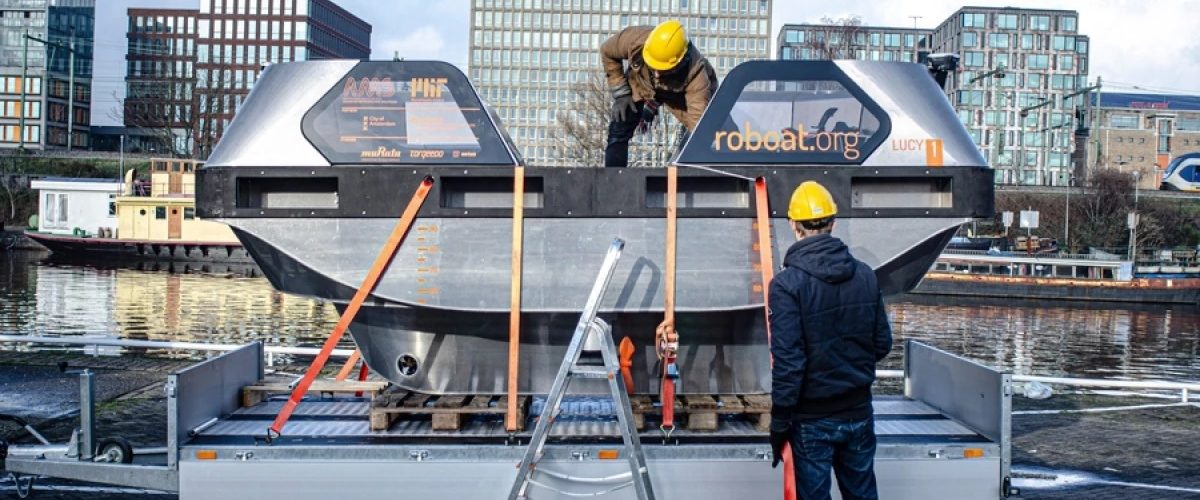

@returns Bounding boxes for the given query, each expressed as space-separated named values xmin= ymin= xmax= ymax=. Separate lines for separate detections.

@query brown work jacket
xmin=600 ymin=25 xmax=718 ymax=132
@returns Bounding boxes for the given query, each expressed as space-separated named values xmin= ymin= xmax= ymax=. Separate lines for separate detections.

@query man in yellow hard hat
xmin=767 ymin=181 xmax=892 ymax=500
xmin=600 ymin=20 xmax=718 ymax=167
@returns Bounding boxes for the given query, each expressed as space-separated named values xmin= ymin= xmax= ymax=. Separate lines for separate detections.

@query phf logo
xmin=410 ymin=78 xmax=448 ymax=99
xmin=891 ymin=138 xmax=944 ymax=167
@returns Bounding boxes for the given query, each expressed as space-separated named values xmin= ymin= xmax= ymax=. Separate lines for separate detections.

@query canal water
xmin=2 ymin=251 xmax=1198 ymax=382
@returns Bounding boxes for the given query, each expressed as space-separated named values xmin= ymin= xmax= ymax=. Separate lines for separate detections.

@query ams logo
xmin=341 ymin=77 xmax=448 ymax=99
xmin=891 ymin=138 xmax=945 ymax=167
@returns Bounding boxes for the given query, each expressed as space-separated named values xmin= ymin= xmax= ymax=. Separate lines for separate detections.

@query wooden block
xmin=370 ymin=411 xmax=394 ymax=431
xmin=683 ymin=395 xmax=719 ymax=411
xmin=402 ymin=393 xmax=432 ymax=408
xmin=434 ymin=395 xmax=468 ymax=408
xmin=687 ymin=412 xmax=718 ymax=431
xmin=754 ymin=414 xmax=771 ymax=433
xmin=433 ymin=413 xmax=465 ymax=431
xmin=717 ymin=395 xmax=745 ymax=412
xmin=630 ymin=395 xmax=654 ymax=413
xmin=743 ymin=395 xmax=771 ymax=410
xmin=241 ymin=387 xmax=265 ymax=408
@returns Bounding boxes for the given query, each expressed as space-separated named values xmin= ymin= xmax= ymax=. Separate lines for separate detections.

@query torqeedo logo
xmin=713 ymin=122 xmax=862 ymax=160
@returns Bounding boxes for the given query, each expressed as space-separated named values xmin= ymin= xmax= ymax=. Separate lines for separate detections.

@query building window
xmin=155 ymin=206 xmax=166 ymax=219
xmin=996 ymin=14 xmax=1018 ymax=29
xmin=1028 ymin=15 xmax=1051 ymax=31
xmin=1026 ymin=54 xmax=1049 ymax=70
xmin=964 ymin=51 xmax=985 ymax=67
xmin=1177 ymin=118 xmax=1200 ymax=131
xmin=962 ymin=31 xmax=977 ymax=47
xmin=961 ymin=12 xmax=985 ymax=28
xmin=1110 ymin=115 xmax=1138 ymax=129
xmin=1060 ymin=16 xmax=1077 ymax=32
xmin=988 ymin=33 xmax=1009 ymax=48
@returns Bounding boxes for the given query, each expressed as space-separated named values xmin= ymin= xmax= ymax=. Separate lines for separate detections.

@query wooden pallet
xmin=629 ymin=394 xmax=772 ymax=432
xmin=240 ymin=380 xmax=390 ymax=408
xmin=369 ymin=388 xmax=532 ymax=431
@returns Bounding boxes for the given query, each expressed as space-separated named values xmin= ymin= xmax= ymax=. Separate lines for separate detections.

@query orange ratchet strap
xmin=268 ymin=176 xmax=434 ymax=440
xmin=755 ymin=177 xmax=796 ymax=500
xmin=660 ymin=166 xmax=679 ymax=434
xmin=506 ymin=167 xmax=526 ymax=432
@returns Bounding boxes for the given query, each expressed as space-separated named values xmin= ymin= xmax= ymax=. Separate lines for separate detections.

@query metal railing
xmin=1 ymin=335 xmax=1194 ymax=402
xmin=0 ymin=334 xmax=354 ymax=367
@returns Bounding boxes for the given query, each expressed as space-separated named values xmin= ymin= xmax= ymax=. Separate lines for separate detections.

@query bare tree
xmin=553 ymin=71 xmax=610 ymax=167
xmin=804 ymin=16 xmax=865 ymax=60
xmin=552 ymin=70 xmax=678 ymax=167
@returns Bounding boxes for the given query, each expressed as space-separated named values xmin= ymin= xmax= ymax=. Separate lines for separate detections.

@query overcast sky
xmin=93 ymin=0 xmax=1198 ymax=126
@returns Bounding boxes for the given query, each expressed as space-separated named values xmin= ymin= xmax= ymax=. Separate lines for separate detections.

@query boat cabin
xmin=29 ymin=177 xmax=122 ymax=237
xmin=117 ymin=158 xmax=237 ymax=243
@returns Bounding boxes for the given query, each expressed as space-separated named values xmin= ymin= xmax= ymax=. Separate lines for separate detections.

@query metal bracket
xmin=409 ymin=450 xmax=429 ymax=462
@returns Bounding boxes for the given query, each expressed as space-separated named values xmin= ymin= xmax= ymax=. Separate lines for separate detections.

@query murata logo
xmin=713 ymin=122 xmax=862 ymax=161
xmin=342 ymin=77 xmax=396 ymax=99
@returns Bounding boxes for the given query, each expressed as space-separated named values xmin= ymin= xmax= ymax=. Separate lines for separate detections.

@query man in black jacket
xmin=768 ymin=181 xmax=893 ymax=500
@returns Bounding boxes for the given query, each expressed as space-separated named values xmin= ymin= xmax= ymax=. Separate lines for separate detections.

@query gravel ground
xmin=2 ymin=352 xmax=1198 ymax=499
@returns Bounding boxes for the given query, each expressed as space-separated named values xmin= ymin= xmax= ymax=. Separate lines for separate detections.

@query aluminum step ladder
xmin=508 ymin=238 xmax=655 ymax=500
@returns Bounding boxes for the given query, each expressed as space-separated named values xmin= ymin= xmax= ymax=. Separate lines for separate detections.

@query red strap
xmin=660 ymin=166 xmax=678 ymax=431
xmin=269 ymin=177 xmax=434 ymax=438
xmin=506 ymin=167 xmax=526 ymax=432
xmin=619 ymin=337 xmax=636 ymax=395
xmin=755 ymin=177 xmax=796 ymax=500
xmin=334 ymin=350 xmax=361 ymax=382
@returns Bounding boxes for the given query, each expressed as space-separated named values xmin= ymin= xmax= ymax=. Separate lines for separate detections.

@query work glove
xmin=610 ymin=83 xmax=636 ymax=122
xmin=769 ymin=410 xmax=791 ymax=468
xmin=636 ymin=100 xmax=659 ymax=134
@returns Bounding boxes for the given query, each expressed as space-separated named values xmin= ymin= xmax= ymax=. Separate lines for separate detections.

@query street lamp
xmin=969 ymin=66 xmax=1006 ymax=170
xmin=1064 ymin=174 xmax=1073 ymax=254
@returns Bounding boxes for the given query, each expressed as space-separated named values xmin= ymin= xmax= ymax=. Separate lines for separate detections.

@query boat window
xmin=302 ymin=61 xmax=518 ymax=166
xmin=155 ymin=206 xmax=166 ymax=219
xmin=677 ymin=62 xmax=889 ymax=165
xmin=710 ymin=80 xmax=881 ymax=162
xmin=184 ymin=207 xmax=195 ymax=219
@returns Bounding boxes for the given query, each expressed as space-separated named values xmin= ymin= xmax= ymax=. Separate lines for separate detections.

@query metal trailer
xmin=2 ymin=340 xmax=1013 ymax=499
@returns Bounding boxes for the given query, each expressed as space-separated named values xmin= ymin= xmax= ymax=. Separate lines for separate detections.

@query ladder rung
xmin=569 ymin=368 xmax=611 ymax=379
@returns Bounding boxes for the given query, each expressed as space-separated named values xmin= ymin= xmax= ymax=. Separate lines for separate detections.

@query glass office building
xmin=124 ymin=0 xmax=371 ymax=157
xmin=193 ymin=0 xmax=370 ymax=157
xmin=931 ymin=7 xmax=1090 ymax=186
xmin=469 ymin=0 xmax=772 ymax=167
xmin=777 ymin=23 xmax=930 ymax=63
xmin=0 ymin=0 xmax=95 ymax=150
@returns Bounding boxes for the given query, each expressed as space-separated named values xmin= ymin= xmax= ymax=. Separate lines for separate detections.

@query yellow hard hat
xmin=642 ymin=20 xmax=688 ymax=71
xmin=787 ymin=181 xmax=838 ymax=222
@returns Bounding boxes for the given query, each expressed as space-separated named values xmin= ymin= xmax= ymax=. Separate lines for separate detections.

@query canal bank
xmin=1 ymin=350 xmax=1197 ymax=499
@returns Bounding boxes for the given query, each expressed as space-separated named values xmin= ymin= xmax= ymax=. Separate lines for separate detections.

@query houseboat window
xmin=108 ymin=195 xmax=116 ymax=216
xmin=184 ymin=207 xmax=195 ymax=219
xmin=155 ymin=207 xmax=166 ymax=219
xmin=43 ymin=193 xmax=66 ymax=228
xmin=154 ymin=162 xmax=167 ymax=172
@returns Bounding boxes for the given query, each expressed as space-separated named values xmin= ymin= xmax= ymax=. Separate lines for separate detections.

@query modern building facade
xmin=1090 ymin=91 xmax=1200 ymax=189
xmin=0 ymin=0 xmax=95 ymax=151
xmin=124 ymin=0 xmax=371 ymax=158
xmin=468 ymin=0 xmax=772 ymax=167
xmin=777 ymin=23 xmax=930 ymax=63
xmin=125 ymin=8 xmax=198 ymax=156
xmin=930 ymin=7 xmax=1090 ymax=186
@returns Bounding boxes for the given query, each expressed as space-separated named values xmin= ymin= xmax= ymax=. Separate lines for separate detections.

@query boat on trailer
xmin=195 ymin=59 xmax=993 ymax=395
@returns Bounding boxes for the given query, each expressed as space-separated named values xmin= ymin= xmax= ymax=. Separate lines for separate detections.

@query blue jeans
xmin=789 ymin=416 xmax=878 ymax=500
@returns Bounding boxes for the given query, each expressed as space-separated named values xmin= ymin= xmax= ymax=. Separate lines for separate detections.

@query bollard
xmin=79 ymin=369 xmax=95 ymax=461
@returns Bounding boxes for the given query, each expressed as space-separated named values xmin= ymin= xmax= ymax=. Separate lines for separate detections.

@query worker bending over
xmin=600 ymin=20 xmax=718 ymax=167
xmin=768 ymin=181 xmax=893 ymax=500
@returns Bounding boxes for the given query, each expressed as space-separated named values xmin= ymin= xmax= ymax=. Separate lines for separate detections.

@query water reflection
xmin=1 ymin=252 xmax=1198 ymax=382
xmin=891 ymin=294 xmax=1200 ymax=382
xmin=1 ymin=252 xmax=339 ymax=352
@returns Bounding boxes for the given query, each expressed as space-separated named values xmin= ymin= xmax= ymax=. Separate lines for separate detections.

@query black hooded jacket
xmin=768 ymin=233 xmax=893 ymax=421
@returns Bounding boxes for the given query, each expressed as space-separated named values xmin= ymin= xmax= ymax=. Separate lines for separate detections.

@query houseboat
xmin=913 ymin=250 xmax=1200 ymax=304
xmin=26 ymin=159 xmax=252 ymax=264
